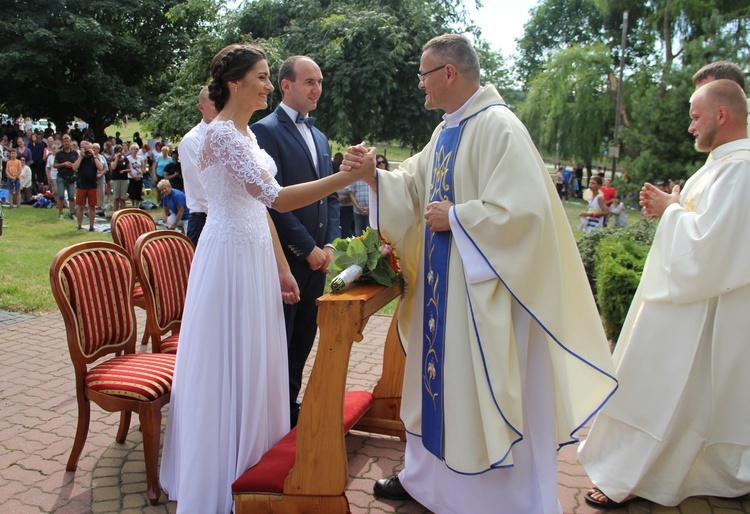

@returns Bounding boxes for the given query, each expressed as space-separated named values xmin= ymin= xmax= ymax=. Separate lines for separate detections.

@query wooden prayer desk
xmin=232 ymin=282 xmax=405 ymax=514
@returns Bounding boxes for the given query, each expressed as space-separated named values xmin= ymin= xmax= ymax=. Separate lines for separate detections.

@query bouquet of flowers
xmin=329 ymin=227 xmax=401 ymax=293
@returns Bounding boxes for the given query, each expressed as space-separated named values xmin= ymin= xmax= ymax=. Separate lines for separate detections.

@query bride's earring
xmin=234 ymin=84 xmax=238 ymax=92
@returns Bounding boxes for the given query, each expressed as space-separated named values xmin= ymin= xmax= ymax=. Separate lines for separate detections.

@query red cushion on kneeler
xmin=86 ymin=353 xmax=175 ymax=402
xmin=232 ymin=390 xmax=374 ymax=494
xmin=133 ymin=285 xmax=144 ymax=301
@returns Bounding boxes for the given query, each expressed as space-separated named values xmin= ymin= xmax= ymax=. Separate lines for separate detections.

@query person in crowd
xmin=251 ymin=54 xmax=341 ymax=428
xmin=609 ymin=194 xmax=627 ymax=227
xmin=580 ymin=80 xmax=750 ymax=509
xmin=153 ymin=143 xmax=172 ymax=203
xmin=72 ymin=141 xmax=104 ymax=231
xmin=343 ymin=33 xmax=616 ymax=514
xmin=163 ymin=149 xmax=184 ymax=191
xmin=334 ymin=152 xmax=355 ymax=238
xmin=92 ymin=143 xmax=108 ymax=214
xmin=15 ymin=137 xmax=32 ymax=168
xmin=5 ymin=150 xmax=22 ymax=208
xmin=579 ymin=175 xmax=607 ymax=234
xmin=157 ymin=179 xmax=190 ymax=232
xmin=349 ymin=177 xmax=370 ymax=234
xmin=179 ymin=86 xmax=217 ymax=247
xmin=109 ymin=144 xmax=131 ymax=212
xmin=19 ymin=156 xmax=33 ymax=203
xmin=132 ymin=131 xmax=144 ymax=148
xmin=126 ymin=143 xmax=145 ymax=207
xmin=159 ymin=42 xmax=373 ymax=514
xmin=45 ymin=144 xmax=59 ymax=202
xmin=54 ymin=135 xmax=78 ymax=219
xmin=28 ymin=132 xmax=45 ymax=185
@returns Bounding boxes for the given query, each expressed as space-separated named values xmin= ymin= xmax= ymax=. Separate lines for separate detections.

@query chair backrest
xmin=50 ymin=241 xmax=138 ymax=369
xmin=111 ymin=209 xmax=157 ymax=259
xmin=134 ymin=230 xmax=195 ymax=334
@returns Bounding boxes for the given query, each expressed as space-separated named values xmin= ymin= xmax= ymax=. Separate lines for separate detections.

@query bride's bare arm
xmin=268 ymin=212 xmax=300 ymax=304
xmin=271 ymin=147 xmax=377 ymax=213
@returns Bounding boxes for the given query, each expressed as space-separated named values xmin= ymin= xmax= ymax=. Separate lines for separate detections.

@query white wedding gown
xmin=160 ymin=120 xmax=290 ymax=514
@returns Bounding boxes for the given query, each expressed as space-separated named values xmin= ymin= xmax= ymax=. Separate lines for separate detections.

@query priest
xmin=344 ymin=34 xmax=617 ymax=514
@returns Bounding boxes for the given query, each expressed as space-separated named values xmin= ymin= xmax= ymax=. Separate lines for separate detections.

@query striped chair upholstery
xmin=50 ymin=241 xmax=175 ymax=506
xmin=134 ymin=230 xmax=195 ymax=354
xmin=110 ymin=208 xmax=157 ymax=345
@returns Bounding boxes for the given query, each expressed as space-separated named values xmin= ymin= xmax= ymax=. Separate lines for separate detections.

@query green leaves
xmin=329 ymin=228 xmax=400 ymax=292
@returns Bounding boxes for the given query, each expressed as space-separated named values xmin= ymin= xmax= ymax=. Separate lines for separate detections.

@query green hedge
xmin=595 ymin=237 xmax=649 ymax=341
xmin=577 ymin=219 xmax=657 ymax=342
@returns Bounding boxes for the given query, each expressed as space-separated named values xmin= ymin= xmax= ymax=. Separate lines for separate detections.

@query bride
xmin=159 ymin=43 xmax=376 ymax=514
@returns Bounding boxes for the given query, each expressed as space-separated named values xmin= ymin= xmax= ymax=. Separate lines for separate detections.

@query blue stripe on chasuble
xmin=422 ymin=125 xmax=460 ymax=458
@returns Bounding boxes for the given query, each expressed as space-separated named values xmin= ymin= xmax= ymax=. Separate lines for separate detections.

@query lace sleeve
xmin=201 ymin=121 xmax=281 ymax=207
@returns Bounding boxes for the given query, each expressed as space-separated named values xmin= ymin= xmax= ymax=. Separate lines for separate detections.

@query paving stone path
xmin=1 ymin=309 xmax=748 ymax=513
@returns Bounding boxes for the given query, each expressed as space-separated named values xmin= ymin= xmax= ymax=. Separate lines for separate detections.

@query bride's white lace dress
xmin=160 ymin=120 xmax=290 ymax=514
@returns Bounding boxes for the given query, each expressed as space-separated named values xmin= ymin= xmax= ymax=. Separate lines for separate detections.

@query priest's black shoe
xmin=373 ymin=476 xmax=413 ymax=501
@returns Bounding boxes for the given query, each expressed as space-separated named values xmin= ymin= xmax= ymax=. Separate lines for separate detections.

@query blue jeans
xmin=353 ymin=212 xmax=369 ymax=236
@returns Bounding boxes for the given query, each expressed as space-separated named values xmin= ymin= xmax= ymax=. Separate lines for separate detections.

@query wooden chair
xmin=49 ymin=241 xmax=176 ymax=505
xmin=110 ymin=208 xmax=157 ymax=345
xmin=133 ymin=230 xmax=195 ymax=354
xmin=232 ymin=283 xmax=405 ymax=514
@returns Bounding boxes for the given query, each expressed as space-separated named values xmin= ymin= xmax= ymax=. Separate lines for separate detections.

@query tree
xmin=0 ymin=0 xmax=218 ymax=141
xmin=146 ymin=0 xmax=478 ymax=149
xmin=518 ymin=43 xmax=615 ymax=171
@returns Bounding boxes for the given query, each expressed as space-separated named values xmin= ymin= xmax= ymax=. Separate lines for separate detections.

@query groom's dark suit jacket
xmin=251 ymin=105 xmax=340 ymax=418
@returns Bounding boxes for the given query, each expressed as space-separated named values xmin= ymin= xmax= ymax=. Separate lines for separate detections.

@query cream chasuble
xmin=374 ymin=85 xmax=617 ymax=475
xmin=579 ymin=139 xmax=750 ymax=506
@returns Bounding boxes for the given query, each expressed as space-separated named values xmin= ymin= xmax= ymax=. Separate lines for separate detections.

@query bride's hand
xmin=348 ymin=147 xmax=377 ymax=186
xmin=340 ymin=143 xmax=371 ymax=172
xmin=279 ymin=270 xmax=300 ymax=304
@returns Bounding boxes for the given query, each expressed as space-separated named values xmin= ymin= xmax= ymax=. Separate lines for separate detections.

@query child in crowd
xmin=5 ymin=150 xmax=22 ymax=208
xmin=609 ymin=195 xmax=628 ymax=226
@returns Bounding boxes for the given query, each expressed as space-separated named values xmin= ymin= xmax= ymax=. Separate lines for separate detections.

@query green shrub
xmin=594 ymin=237 xmax=650 ymax=342
xmin=577 ymin=218 xmax=657 ymax=297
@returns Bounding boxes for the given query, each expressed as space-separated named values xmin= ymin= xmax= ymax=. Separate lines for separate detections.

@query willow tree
xmin=518 ymin=43 xmax=615 ymax=172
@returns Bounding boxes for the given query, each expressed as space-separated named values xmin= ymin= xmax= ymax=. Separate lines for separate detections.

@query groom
xmin=252 ymin=55 xmax=340 ymax=428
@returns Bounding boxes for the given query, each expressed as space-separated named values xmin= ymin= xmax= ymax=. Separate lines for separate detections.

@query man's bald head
xmin=691 ymin=79 xmax=748 ymax=121
xmin=198 ymin=85 xmax=218 ymax=123
xmin=689 ymin=79 xmax=748 ymax=151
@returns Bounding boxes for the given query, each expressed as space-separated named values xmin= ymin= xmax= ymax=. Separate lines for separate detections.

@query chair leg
xmin=140 ymin=404 xmax=163 ymax=505
xmin=141 ymin=327 xmax=150 ymax=347
xmin=66 ymin=394 xmax=90 ymax=471
xmin=116 ymin=411 xmax=132 ymax=443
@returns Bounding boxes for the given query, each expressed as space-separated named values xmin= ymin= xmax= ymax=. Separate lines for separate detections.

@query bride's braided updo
xmin=208 ymin=44 xmax=267 ymax=112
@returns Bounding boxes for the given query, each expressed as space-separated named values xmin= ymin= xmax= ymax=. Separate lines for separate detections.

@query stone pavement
xmin=1 ymin=309 xmax=749 ymax=514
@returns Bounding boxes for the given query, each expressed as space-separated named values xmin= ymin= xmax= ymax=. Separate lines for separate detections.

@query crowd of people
xmin=0 ymin=115 xmax=186 ymax=231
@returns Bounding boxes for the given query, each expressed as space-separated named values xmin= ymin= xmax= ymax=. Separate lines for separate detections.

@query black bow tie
xmin=295 ymin=113 xmax=316 ymax=128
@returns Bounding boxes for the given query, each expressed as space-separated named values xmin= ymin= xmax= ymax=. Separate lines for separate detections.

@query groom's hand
xmin=306 ymin=246 xmax=331 ymax=272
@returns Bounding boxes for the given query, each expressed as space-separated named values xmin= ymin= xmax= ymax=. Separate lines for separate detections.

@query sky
xmin=468 ymin=0 xmax=539 ymax=58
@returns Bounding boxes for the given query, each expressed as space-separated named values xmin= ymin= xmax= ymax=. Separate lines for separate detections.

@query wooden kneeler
xmin=232 ymin=283 xmax=405 ymax=514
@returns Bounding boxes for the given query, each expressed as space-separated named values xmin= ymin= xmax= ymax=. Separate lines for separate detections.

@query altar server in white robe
xmin=344 ymin=34 xmax=617 ymax=514
xmin=579 ymin=79 xmax=750 ymax=509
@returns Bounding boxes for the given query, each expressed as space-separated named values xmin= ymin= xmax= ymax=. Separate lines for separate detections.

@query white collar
xmin=280 ymin=102 xmax=306 ymax=125
xmin=443 ymin=87 xmax=484 ymax=129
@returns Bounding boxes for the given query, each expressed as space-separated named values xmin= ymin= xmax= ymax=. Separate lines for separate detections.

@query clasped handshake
xmin=340 ymin=143 xmax=377 ymax=188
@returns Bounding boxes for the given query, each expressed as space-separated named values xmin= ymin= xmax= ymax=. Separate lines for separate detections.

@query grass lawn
xmin=0 ymin=182 xmax=643 ymax=316
xmin=105 ymin=120 xmax=145 ymax=144
xmin=0 ymin=206 xmax=127 ymax=314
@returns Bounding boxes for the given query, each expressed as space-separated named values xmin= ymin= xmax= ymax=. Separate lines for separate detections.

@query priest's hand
xmin=640 ymin=182 xmax=680 ymax=217
xmin=425 ymin=200 xmax=453 ymax=232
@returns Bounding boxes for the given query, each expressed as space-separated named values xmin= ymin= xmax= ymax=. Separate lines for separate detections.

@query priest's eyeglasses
xmin=417 ymin=65 xmax=446 ymax=83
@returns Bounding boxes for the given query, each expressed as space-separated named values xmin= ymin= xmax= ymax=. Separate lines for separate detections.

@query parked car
xmin=31 ymin=119 xmax=57 ymax=133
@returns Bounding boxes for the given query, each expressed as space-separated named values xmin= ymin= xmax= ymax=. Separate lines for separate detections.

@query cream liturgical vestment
xmin=372 ymin=85 xmax=617 ymax=513
xmin=579 ymin=138 xmax=750 ymax=506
